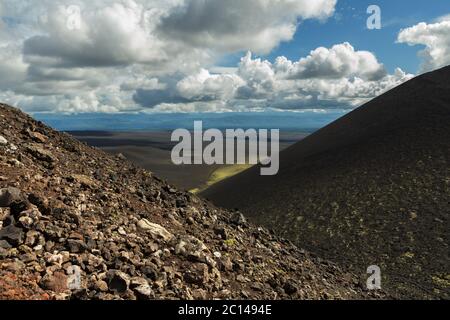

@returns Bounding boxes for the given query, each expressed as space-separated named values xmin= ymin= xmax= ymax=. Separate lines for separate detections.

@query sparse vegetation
xmin=190 ymin=164 xmax=253 ymax=194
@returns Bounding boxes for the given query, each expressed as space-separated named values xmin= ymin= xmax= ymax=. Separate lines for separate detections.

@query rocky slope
xmin=0 ymin=103 xmax=381 ymax=300
xmin=202 ymin=66 xmax=450 ymax=299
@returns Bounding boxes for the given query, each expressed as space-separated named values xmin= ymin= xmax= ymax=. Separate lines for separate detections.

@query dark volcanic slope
xmin=202 ymin=66 xmax=450 ymax=299
xmin=0 ymin=103 xmax=381 ymax=300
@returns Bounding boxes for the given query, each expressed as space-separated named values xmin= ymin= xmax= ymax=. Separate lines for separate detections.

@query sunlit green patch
xmin=190 ymin=164 xmax=253 ymax=194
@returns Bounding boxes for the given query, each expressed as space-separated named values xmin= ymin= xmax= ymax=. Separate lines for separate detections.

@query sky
xmin=0 ymin=0 xmax=449 ymax=114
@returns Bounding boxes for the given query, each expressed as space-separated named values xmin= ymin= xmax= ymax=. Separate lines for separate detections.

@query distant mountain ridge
xmin=202 ymin=66 xmax=450 ymax=299
xmin=34 ymin=111 xmax=345 ymax=132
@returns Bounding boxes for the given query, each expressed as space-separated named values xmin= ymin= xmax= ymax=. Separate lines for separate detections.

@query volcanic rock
xmin=136 ymin=219 xmax=173 ymax=241
xmin=0 ymin=102 xmax=385 ymax=300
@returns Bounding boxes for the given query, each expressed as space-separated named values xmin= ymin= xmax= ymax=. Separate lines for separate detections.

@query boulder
xmin=29 ymin=131 xmax=47 ymax=143
xmin=136 ymin=219 xmax=173 ymax=241
xmin=133 ymin=284 xmax=154 ymax=300
xmin=0 ymin=187 xmax=25 ymax=208
xmin=0 ymin=240 xmax=12 ymax=249
xmin=183 ymin=263 xmax=209 ymax=286
xmin=94 ymin=280 xmax=108 ymax=292
xmin=0 ymin=135 xmax=7 ymax=145
xmin=66 ymin=239 xmax=88 ymax=253
xmin=68 ymin=174 xmax=98 ymax=189
xmin=39 ymin=271 xmax=69 ymax=293
xmin=130 ymin=278 xmax=154 ymax=300
xmin=106 ymin=270 xmax=130 ymax=293
xmin=0 ymin=225 xmax=24 ymax=246
xmin=284 ymin=281 xmax=298 ymax=295
xmin=230 ymin=212 xmax=247 ymax=225
xmin=175 ymin=235 xmax=212 ymax=265
xmin=25 ymin=144 xmax=56 ymax=163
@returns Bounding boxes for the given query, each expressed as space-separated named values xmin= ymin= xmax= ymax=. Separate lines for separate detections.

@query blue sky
xmin=222 ymin=0 xmax=450 ymax=74
xmin=0 ymin=0 xmax=449 ymax=114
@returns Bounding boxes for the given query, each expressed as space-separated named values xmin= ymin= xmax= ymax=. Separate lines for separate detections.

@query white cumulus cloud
xmin=398 ymin=18 xmax=450 ymax=72
xmin=279 ymin=42 xmax=387 ymax=81
xmin=158 ymin=0 xmax=337 ymax=54
xmin=176 ymin=69 xmax=245 ymax=101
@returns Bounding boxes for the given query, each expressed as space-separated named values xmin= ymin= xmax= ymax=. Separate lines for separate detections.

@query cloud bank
xmin=0 ymin=1 xmax=444 ymax=114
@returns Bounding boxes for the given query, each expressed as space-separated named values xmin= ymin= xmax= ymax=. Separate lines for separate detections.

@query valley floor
xmin=70 ymin=131 xmax=307 ymax=191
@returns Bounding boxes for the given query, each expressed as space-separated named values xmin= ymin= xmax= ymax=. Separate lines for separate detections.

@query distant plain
xmin=70 ymin=130 xmax=308 ymax=191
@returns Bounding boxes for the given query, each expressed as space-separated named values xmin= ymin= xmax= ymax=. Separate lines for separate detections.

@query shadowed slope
xmin=202 ymin=66 xmax=450 ymax=299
